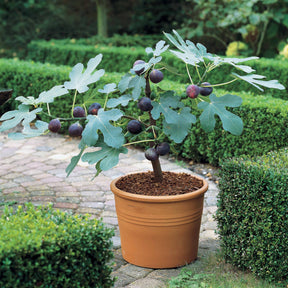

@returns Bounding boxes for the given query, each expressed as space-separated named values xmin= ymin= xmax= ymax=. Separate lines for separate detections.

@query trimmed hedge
xmin=0 ymin=203 xmax=115 ymax=288
xmin=48 ymin=34 xmax=163 ymax=48
xmin=26 ymin=40 xmax=288 ymax=100
xmin=27 ymin=41 xmax=149 ymax=73
xmin=215 ymin=149 xmax=288 ymax=282
xmin=1 ymin=58 xmax=288 ymax=165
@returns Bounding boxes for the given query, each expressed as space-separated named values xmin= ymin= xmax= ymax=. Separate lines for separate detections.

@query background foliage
xmin=1 ymin=0 xmax=287 ymax=58
xmin=180 ymin=0 xmax=288 ymax=57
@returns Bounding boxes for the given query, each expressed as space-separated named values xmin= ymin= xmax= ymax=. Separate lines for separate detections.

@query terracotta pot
xmin=110 ymin=172 xmax=208 ymax=268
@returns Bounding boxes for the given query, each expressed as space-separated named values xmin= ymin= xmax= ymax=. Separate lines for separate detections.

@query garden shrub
xmin=182 ymin=91 xmax=288 ymax=165
xmin=215 ymin=149 xmax=288 ymax=282
xmin=49 ymin=34 xmax=163 ymax=48
xmin=26 ymin=40 xmax=288 ymax=99
xmin=1 ymin=58 xmax=288 ymax=165
xmin=27 ymin=41 xmax=148 ymax=72
xmin=0 ymin=203 xmax=115 ymax=288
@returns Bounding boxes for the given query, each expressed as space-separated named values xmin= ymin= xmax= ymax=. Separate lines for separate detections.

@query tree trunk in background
xmin=96 ymin=0 xmax=108 ymax=37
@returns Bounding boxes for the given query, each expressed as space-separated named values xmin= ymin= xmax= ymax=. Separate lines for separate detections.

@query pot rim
xmin=110 ymin=171 xmax=208 ymax=203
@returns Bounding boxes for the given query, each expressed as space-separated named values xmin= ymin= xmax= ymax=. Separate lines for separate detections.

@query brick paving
xmin=0 ymin=133 xmax=219 ymax=288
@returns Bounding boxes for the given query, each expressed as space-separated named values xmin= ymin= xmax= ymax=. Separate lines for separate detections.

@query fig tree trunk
xmin=95 ymin=0 xmax=108 ymax=37
xmin=145 ymin=75 xmax=163 ymax=182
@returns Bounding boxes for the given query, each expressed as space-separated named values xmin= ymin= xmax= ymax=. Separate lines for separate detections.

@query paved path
xmin=0 ymin=133 xmax=219 ymax=288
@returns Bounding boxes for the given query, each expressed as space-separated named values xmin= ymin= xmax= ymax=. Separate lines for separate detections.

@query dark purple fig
xmin=199 ymin=82 xmax=213 ymax=96
xmin=48 ymin=119 xmax=61 ymax=133
xmin=73 ymin=106 xmax=86 ymax=118
xmin=145 ymin=148 xmax=159 ymax=161
xmin=156 ymin=142 xmax=170 ymax=156
xmin=186 ymin=85 xmax=200 ymax=99
xmin=88 ymin=103 xmax=101 ymax=115
xmin=133 ymin=59 xmax=145 ymax=75
xmin=137 ymin=97 xmax=153 ymax=112
xmin=149 ymin=69 xmax=164 ymax=83
xmin=68 ymin=123 xmax=83 ymax=137
xmin=127 ymin=120 xmax=142 ymax=134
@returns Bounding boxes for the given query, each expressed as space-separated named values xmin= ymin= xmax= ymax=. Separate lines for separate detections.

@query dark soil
xmin=116 ymin=171 xmax=204 ymax=196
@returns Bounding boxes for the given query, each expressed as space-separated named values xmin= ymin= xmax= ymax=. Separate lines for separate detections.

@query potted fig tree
xmin=0 ymin=30 xmax=284 ymax=268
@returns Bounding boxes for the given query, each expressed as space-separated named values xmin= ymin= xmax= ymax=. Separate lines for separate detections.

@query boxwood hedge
xmin=26 ymin=40 xmax=288 ymax=100
xmin=215 ymin=149 xmax=288 ymax=282
xmin=48 ymin=34 xmax=163 ymax=48
xmin=0 ymin=203 xmax=115 ymax=288
xmin=1 ymin=58 xmax=288 ymax=166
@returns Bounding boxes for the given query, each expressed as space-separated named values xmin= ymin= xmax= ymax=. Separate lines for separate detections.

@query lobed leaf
xmin=151 ymin=91 xmax=184 ymax=122
xmin=8 ymin=120 xmax=49 ymax=140
xmin=65 ymin=139 xmax=86 ymax=177
xmin=145 ymin=40 xmax=169 ymax=57
xmin=81 ymin=108 xmax=124 ymax=148
xmin=164 ymin=30 xmax=212 ymax=66
xmin=81 ymin=140 xmax=128 ymax=177
xmin=15 ymin=85 xmax=68 ymax=106
xmin=107 ymin=94 xmax=132 ymax=108
xmin=98 ymin=83 xmax=117 ymax=94
xmin=232 ymin=73 xmax=286 ymax=91
xmin=128 ymin=75 xmax=146 ymax=100
xmin=212 ymin=56 xmax=259 ymax=73
xmin=0 ymin=104 xmax=42 ymax=132
xmin=118 ymin=73 xmax=133 ymax=93
xmin=64 ymin=54 xmax=105 ymax=93
xmin=163 ymin=107 xmax=196 ymax=143
xmin=36 ymin=85 xmax=69 ymax=104
xmin=198 ymin=94 xmax=243 ymax=135
xmin=14 ymin=96 xmax=37 ymax=106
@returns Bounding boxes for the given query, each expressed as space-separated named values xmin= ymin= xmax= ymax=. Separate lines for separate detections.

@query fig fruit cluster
xmin=145 ymin=142 xmax=170 ymax=161
xmin=186 ymin=82 xmax=213 ymax=99
xmin=48 ymin=102 xmax=101 ymax=137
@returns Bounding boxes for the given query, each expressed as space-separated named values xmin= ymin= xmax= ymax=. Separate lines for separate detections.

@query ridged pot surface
xmin=110 ymin=172 xmax=208 ymax=268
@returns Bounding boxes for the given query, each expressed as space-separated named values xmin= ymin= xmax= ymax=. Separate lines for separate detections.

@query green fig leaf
xmin=15 ymin=85 xmax=69 ymax=106
xmin=145 ymin=40 xmax=169 ymax=57
xmin=232 ymin=73 xmax=286 ymax=91
xmin=0 ymin=104 xmax=42 ymax=132
xmin=64 ymin=54 xmax=105 ymax=93
xmin=81 ymin=141 xmax=128 ymax=177
xmin=151 ymin=91 xmax=184 ymax=123
xmin=98 ymin=83 xmax=117 ymax=94
xmin=128 ymin=75 xmax=146 ymax=100
xmin=82 ymin=108 xmax=124 ymax=148
xmin=107 ymin=94 xmax=132 ymax=108
xmin=14 ymin=96 xmax=37 ymax=106
xmin=118 ymin=73 xmax=133 ymax=93
xmin=212 ymin=56 xmax=259 ymax=73
xmin=198 ymin=94 xmax=243 ymax=135
xmin=164 ymin=30 xmax=212 ymax=65
xmin=65 ymin=139 xmax=86 ymax=177
xmin=36 ymin=85 xmax=69 ymax=104
xmin=163 ymin=107 xmax=196 ymax=143
xmin=8 ymin=120 xmax=49 ymax=140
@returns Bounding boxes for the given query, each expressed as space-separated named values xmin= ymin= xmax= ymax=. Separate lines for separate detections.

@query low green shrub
xmin=26 ymin=40 xmax=288 ymax=99
xmin=50 ymin=34 xmax=163 ymax=48
xmin=215 ymin=149 xmax=288 ymax=282
xmin=27 ymin=41 xmax=148 ymax=73
xmin=0 ymin=203 xmax=115 ymax=288
xmin=1 ymin=58 xmax=288 ymax=165
xmin=182 ymin=91 xmax=288 ymax=165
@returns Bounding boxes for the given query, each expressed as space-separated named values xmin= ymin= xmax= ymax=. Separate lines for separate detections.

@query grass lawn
xmin=168 ymin=250 xmax=287 ymax=288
